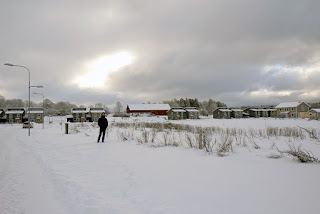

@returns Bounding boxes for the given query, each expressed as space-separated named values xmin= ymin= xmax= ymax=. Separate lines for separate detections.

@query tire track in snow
xmin=0 ymin=128 xmax=68 ymax=214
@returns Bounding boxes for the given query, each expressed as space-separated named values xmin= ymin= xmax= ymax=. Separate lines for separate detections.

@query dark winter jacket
xmin=98 ymin=116 xmax=108 ymax=129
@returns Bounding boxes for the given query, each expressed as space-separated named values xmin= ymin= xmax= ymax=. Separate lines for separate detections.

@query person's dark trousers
xmin=98 ymin=128 xmax=106 ymax=142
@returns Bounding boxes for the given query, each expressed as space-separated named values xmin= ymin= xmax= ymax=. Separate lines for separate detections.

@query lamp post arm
xmin=4 ymin=63 xmax=31 ymax=136
xmin=15 ymin=65 xmax=31 ymax=136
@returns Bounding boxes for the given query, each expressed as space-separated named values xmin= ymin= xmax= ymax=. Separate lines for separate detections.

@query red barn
xmin=126 ymin=104 xmax=171 ymax=116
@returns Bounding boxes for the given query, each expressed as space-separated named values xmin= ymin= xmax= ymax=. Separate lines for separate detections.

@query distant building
xmin=184 ymin=107 xmax=199 ymax=119
xmin=247 ymin=109 xmax=262 ymax=117
xmin=213 ymin=108 xmax=232 ymax=119
xmin=230 ymin=109 xmax=243 ymax=118
xmin=5 ymin=108 xmax=25 ymax=123
xmin=67 ymin=108 xmax=106 ymax=122
xmin=244 ymin=108 xmax=277 ymax=118
xmin=27 ymin=108 xmax=44 ymax=123
xmin=89 ymin=108 xmax=105 ymax=122
xmin=168 ymin=107 xmax=186 ymax=120
xmin=71 ymin=108 xmax=88 ymax=122
xmin=126 ymin=104 xmax=171 ymax=116
xmin=260 ymin=109 xmax=269 ymax=117
xmin=275 ymin=102 xmax=310 ymax=118
xmin=309 ymin=109 xmax=320 ymax=120
xmin=269 ymin=109 xmax=277 ymax=117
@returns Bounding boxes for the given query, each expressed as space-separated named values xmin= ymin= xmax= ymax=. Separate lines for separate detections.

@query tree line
xmin=163 ymin=98 xmax=227 ymax=116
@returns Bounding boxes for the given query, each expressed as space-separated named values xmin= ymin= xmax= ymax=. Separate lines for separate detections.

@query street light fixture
xmin=4 ymin=63 xmax=31 ymax=136
xmin=33 ymin=92 xmax=45 ymax=129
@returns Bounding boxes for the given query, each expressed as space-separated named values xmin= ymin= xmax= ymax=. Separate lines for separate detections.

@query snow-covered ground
xmin=1 ymin=117 xmax=320 ymax=214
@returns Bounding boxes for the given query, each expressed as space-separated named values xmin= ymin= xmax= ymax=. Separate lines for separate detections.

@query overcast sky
xmin=1 ymin=0 xmax=320 ymax=107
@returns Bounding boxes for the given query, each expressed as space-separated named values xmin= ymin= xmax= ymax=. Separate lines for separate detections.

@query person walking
xmin=97 ymin=112 xmax=108 ymax=143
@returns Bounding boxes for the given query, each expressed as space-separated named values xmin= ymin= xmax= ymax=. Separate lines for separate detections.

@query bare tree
xmin=114 ymin=102 xmax=123 ymax=114
xmin=0 ymin=95 xmax=5 ymax=108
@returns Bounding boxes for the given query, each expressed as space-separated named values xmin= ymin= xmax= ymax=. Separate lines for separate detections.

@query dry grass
xmin=89 ymin=121 xmax=320 ymax=162
xmin=215 ymin=134 xmax=233 ymax=156
xmin=286 ymin=144 xmax=320 ymax=163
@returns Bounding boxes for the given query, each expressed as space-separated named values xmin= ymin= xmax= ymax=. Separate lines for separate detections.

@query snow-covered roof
xmin=231 ymin=109 xmax=243 ymax=112
xmin=275 ymin=102 xmax=309 ymax=108
xmin=90 ymin=110 xmax=105 ymax=113
xmin=27 ymin=111 xmax=43 ymax=114
xmin=6 ymin=111 xmax=24 ymax=114
xmin=268 ymin=109 xmax=277 ymax=111
xmin=310 ymin=108 xmax=320 ymax=113
xmin=250 ymin=109 xmax=262 ymax=111
xmin=185 ymin=109 xmax=199 ymax=112
xmin=280 ymin=111 xmax=290 ymax=114
xmin=219 ymin=109 xmax=232 ymax=112
xmin=71 ymin=108 xmax=88 ymax=113
xmin=128 ymin=104 xmax=171 ymax=111
xmin=72 ymin=110 xmax=88 ymax=113
xmin=172 ymin=109 xmax=186 ymax=112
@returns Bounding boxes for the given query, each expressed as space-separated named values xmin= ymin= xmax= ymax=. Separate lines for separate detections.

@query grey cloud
xmin=1 ymin=0 xmax=320 ymax=107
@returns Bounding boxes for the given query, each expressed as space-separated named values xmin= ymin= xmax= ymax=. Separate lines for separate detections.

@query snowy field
xmin=1 ymin=116 xmax=320 ymax=214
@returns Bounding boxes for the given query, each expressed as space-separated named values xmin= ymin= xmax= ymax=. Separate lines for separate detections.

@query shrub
xmin=286 ymin=144 xmax=320 ymax=163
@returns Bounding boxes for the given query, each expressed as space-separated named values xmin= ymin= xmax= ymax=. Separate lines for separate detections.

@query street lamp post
xmin=4 ymin=63 xmax=31 ymax=136
xmin=33 ymin=92 xmax=45 ymax=129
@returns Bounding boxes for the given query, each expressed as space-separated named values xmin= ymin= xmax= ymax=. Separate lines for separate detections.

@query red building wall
xmin=126 ymin=107 xmax=168 ymax=115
